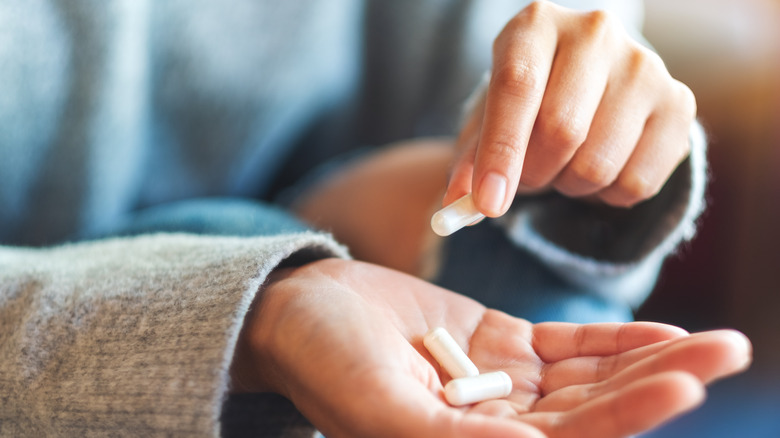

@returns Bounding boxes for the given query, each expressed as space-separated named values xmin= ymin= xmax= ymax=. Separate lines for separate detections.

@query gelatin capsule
xmin=444 ymin=371 xmax=513 ymax=406
xmin=423 ymin=327 xmax=479 ymax=379
xmin=430 ymin=193 xmax=485 ymax=236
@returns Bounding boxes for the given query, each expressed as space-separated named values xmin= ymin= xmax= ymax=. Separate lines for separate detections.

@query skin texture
xmin=444 ymin=1 xmax=697 ymax=216
xmin=230 ymin=259 xmax=752 ymax=438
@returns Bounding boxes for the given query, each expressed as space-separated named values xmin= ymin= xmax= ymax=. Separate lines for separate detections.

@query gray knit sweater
xmin=0 ymin=233 xmax=349 ymax=437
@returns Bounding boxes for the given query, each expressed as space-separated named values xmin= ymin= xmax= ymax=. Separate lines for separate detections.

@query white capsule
xmin=444 ymin=371 xmax=513 ymax=406
xmin=423 ymin=327 xmax=479 ymax=379
xmin=430 ymin=193 xmax=485 ymax=236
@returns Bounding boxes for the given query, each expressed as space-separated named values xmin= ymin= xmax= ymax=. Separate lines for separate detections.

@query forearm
xmin=293 ymin=138 xmax=454 ymax=277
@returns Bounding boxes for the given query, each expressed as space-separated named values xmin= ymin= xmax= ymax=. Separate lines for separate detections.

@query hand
xmin=230 ymin=259 xmax=751 ymax=438
xmin=446 ymin=1 xmax=697 ymax=216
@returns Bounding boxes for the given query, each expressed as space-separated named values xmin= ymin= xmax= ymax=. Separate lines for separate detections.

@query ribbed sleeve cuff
xmin=497 ymin=121 xmax=708 ymax=308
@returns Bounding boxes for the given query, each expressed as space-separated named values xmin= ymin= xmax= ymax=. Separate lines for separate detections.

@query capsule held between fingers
xmin=431 ymin=193 xmax=485 ymax=236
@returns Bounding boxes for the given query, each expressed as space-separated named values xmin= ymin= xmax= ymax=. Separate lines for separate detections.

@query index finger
xmin=472 ymin=3 xmax=557 ymax=217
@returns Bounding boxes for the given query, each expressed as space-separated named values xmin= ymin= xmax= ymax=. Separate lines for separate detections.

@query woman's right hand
xmin=446 ymin=1 xmax=697 ymax=216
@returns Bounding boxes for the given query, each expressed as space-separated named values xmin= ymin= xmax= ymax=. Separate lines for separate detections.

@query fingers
xmin=534 ymin=330 xmax=751 ymax=413
xmin=551 ymin=43 xmax=693 ymax=205
xmin=598 ymin=329 xmax=752 ymax=388
xmin=550 ymin=54 xmax=655 ymax=197
xmin=520 ymin=11 xmax=612 ymax=190
xmin=470 ymin=1 xmax=557 ymax=216
xmin=448 ymin=1 xmax=696 ymax=215
xmin=597 ymin=80 xmax=696 ymax=207
xmin=525 ymin=371 xmax=705 ymax=438
xmin=531 ymin=321 xmax=689 ymax=363
xmin=537 ymin=339 xmax=675 ymax=396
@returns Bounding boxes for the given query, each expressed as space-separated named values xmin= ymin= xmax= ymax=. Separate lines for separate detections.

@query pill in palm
xmin=423 ymin=327 xmax=479 ymax=379
xmin=430 ymin=193 xmax=485 ymax=236
xmin=444 ymin=371 xmax=513 ymax=406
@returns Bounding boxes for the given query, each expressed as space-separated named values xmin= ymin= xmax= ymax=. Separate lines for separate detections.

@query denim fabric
xmin=434 ymin=219 xmax=634 ymax=324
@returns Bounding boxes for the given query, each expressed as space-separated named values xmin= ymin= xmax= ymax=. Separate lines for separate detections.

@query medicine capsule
xmin=444 ymin=371 xmax=513 ymax=406
xmin=423 ymin=327 xmax=479 ymax=379
xmin=430 ymin=193 xmax=485 ymax=236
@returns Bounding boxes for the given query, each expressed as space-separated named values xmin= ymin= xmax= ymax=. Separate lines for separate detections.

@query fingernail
xmin=722 ymin=330 xmax=753 ymax=369
xmin=478 ymin=172 xmax=507 ymax=216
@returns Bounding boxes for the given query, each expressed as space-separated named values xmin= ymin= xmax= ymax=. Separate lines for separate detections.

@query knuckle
xmin=656 ymin=79 xmax=698 ymax=126
xmin=567 ymin=156 xmax=620 ymax=189
xmin=486 ymin=132 xmax=525 ymax=160
xmin=581 ymin=9 xmax=616 ymax=41
xmin=521 ymin=0 xmax=548 ymax=21
xmin=490 ymin=61 xmax=544 ymax=100
xmin=496 ymin=2 xmax=546 ymax=48
xmin=614 ymin=173 xmax=660 ymax=205
xmin=538 ymin=109 xmax=589 ymax=153
xmin=625 ymin=46 xmax=666 ymax=84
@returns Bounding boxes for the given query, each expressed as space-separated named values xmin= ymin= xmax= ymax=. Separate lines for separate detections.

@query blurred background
xmin=635 ymin=0 xmax=780 ymax=436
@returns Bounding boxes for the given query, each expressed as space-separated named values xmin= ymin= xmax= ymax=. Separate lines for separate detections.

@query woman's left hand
xmin=231 ymin=259 xmax=751 ymax=438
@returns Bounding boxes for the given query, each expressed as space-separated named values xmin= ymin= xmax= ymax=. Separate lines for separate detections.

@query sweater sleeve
xmin=499 ymin=121 xmax=708 ymax=308
xmin=0 ymin=232 xmax=349 ymax=437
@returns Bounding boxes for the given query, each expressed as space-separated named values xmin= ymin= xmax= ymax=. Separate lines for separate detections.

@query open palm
xmin=233 ymin=259 xmax=751 ymax=438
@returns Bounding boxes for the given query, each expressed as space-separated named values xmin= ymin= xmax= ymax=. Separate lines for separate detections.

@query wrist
xmin=229 ymin=266 xmax=298 ymax=396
